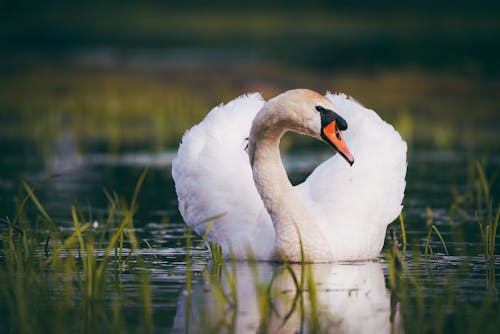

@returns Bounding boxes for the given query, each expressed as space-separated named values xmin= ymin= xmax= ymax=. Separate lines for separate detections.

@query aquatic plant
xmin=0 ymin=171 xmax=153 ymax=333
xmin=450 ymin=159 xmax=499 ymax=260
xmin=473 ymin=161 xmax=500 ymax=261
xmin=423 ymin=207 xmax=449 ymax=257
xmin=208 ymin=240 xmax=224 ymax=267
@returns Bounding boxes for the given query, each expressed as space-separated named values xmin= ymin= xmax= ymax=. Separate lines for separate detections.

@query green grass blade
xmin=131 ymin=167 xmax=149 ymax=209
xmin=431 ymin=225 xmax=449 ymax=256
xmin=424 ymin=228 xmax=433 ymax=257
xmin=491 ymin=205 xmax=500 ymax=256
xmin=199 ymin=213 xmax=226 ymax=243
xmin=47 ymin=223 xmax=91 ymax=263
xmin=476 ymin=161 xmax=490 ymax=205
xmin=399 ymin=212 xmax=407 ymax=251
xmin=72 ymin=207 xmax=85 ymax=254
xmin=22 ymin=181 xmax=59 ymax=234
xmin=209 ymin=241 xmax=224 ymax=265
xmin=143 ymin=239 xmax=158 ymax=261
xmin=95 ymin=207 xmax=137 ymax=281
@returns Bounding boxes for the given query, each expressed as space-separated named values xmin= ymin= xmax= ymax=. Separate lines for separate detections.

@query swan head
xmin=261 ymin=89 xmax=354 ymax=165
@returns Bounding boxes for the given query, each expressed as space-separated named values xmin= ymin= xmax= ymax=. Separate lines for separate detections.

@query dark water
xmin=0 ymin=136 xmax=499 ymax=333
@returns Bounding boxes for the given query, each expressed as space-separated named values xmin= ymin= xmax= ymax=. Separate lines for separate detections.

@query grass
xmin=399 ymin=212 xmax=407 ymax=251
xmin=1 ymin=63 xmax=500 ymax=153
xmin=449 ymin=159 xmax=500 ymax=260
xmin=474 ymin=161 xmax=500 ymax=261
xmin=182 ymin=154 xmax=499 ymax=333
xmin=3 ymin=1 xmax=500 ymax=79
xmin=423 ymin=207 xmax=449 ymax=257
xmin=184 ymin=226 xmax=328 ymax=333
xmin=1 ymin=9 xmax=499 ymax=331
xmin=1 ymin=168 xmax=499 ymax=333
xmin=387 ymin=215 xmax=499 ymax=333
xmin=382 ymin=156 xmax=499 ymax=333
xmin=0 ymin=171 xmax=153 ymax=334
xmin=385 ymin=239 xmax=500 ymax=334
xmin=0 ymin=139 xmax=499 ymax=333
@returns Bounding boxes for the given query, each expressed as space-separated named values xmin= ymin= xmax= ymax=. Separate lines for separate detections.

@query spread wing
xmin=172 ymin=93 xmax=274 ymax=259
xmin=296 ymin=93 xmax=407 ymax=260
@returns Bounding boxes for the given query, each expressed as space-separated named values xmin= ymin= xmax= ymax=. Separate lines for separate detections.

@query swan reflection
xmin=172 ymin=261 xmax=402 ymax=333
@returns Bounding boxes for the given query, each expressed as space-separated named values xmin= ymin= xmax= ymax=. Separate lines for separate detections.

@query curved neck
xmin=250 ymin=129 xmax=296 ymax=228
xmin=248 ymin=109 xmax=331 ymax=262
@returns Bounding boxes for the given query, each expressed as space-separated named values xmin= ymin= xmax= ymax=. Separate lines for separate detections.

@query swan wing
xmin=297 ymin=93 xmax=407 ymax=260
xmin=172 ymin=93 xmax=274 ymax=259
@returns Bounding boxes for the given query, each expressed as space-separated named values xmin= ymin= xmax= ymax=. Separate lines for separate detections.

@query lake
xmin=1 ymin=1 xmax=500 ymax=331
xmin=0 ymin=132 xmax=499 ymax=333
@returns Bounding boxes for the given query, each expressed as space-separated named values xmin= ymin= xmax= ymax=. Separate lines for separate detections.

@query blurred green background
xmin=1 ymin=0 xmax=499 ymax=152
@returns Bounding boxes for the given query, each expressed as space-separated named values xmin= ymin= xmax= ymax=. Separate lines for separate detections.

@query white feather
xmin=296 ymin=93 xmax=407 ymax=260
xmin=172 ymin=91 xmax=407 ymax=261
xmin=172 ymin=93 xmax=274 ymax=259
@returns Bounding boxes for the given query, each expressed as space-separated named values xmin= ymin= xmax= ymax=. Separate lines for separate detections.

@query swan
xmin=172 ymin=89 xmax=406 ymax=262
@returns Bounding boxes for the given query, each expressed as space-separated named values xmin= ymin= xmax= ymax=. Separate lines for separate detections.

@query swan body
xmin=172 ymin=89 xmax=407 ymax=262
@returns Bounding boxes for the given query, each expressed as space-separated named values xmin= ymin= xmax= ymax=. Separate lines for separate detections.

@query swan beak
xmin=322 ymin=121 xmax=354 ymax=166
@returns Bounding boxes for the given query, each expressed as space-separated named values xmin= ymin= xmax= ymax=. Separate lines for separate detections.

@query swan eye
xmin=315 ymin=106 xmax=325 ymax=112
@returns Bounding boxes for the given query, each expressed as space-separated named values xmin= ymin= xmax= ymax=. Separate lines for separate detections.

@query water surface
xmin=0 ymin=136 xmax=499 ymax=332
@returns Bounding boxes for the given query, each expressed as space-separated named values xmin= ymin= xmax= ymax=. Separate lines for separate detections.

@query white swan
xmin=172 ymin=89 xmax=406 ymax=262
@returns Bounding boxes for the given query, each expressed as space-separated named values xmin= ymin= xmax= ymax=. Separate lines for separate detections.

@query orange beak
xmin=322 ymin=121 xmax=354 ymax=166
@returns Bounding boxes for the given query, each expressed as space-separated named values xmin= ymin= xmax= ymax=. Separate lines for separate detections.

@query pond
xmin=1 ymin=1 xmax=500 ymax=331
xmin=0 ymin=133 xmax=499 ymax=333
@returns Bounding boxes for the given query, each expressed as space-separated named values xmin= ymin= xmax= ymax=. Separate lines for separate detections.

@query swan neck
xmin=250 ymin=131 xmax=301 ymax=252
xmin=250 ymin=131 xmax=290 ymax=209
xmin=249 ymin=109 xmax=331 ymax=261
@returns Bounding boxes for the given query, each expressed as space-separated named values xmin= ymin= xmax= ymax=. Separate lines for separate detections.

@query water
xmin=1 ymin=1 xmax=499 ymax=331
xmin=0 ymin=134 xmax=499 ymax=333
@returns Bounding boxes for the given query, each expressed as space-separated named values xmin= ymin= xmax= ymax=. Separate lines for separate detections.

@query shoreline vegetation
xmin=1 ymin=60 xmax=499 ymax=153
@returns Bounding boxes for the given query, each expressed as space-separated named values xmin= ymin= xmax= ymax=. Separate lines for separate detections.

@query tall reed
xmin=473 ymin=161 xmax=500 ymax=261
xmin=0 ymin=170 xmax=153 ymax=333
xmin=423 ymin=207 xmax=449 ymax=257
